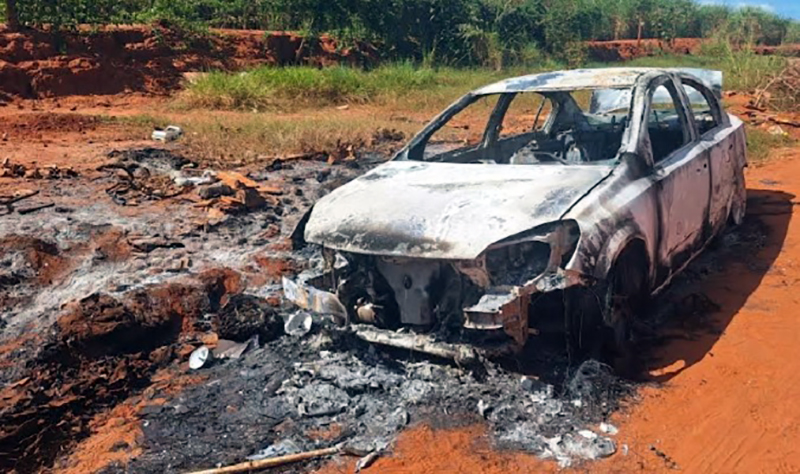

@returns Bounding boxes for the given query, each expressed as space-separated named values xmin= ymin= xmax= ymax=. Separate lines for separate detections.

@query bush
xmin=179 ymin=63 xmax=449 ymax=110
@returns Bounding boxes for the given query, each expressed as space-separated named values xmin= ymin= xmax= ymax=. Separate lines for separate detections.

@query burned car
xmin=287 ymin=68 xmax=747 ymax=364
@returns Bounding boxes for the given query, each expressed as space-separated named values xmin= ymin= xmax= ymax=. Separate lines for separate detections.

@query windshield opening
xmin=408 ymin=87 xmax=633 ymax=165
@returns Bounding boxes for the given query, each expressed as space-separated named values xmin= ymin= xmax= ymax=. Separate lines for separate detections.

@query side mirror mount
xmin=620 ymin=151 xmax=650 ymax=178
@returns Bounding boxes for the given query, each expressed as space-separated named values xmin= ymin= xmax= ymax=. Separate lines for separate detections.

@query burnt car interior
xmin=646 ymin=79 xmax=724 ymax=162
xmin=683 ymin=80 xmax=723 ymax=136
xmin=411 ymin=89 xmax=631 ymax=165
xmin=647 ymin=83 xmax=691 ymax=162
xmin=409 ymin=78 xmax=722 ymax=167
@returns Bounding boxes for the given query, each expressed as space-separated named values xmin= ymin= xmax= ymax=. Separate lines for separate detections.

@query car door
xmin=680 ymin=77 xmax=737 ymax=235
xmin=646 ymin=76 xmax=711 ymax=286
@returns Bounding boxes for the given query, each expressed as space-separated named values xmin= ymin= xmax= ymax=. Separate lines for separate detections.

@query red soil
xmin=55 ymin=369 xmax=208 ymax=474
xmin=586 ymin=38 xmax=800 ymax=61
xmin=586 ymin=38 xmax=704 ymax=61
xmin=0 ymin=234 xmax=69 ymax=285
xmin=0 ymin=24 xmax=377 ymax=101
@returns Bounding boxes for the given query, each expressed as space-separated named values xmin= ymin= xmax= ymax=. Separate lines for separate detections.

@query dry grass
xmin=120 ymin=108 xmax=424 ymax=165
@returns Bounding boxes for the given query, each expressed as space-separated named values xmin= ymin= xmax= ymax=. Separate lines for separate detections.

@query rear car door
xmin=680 ymin=77 xmax=738 ymax=235
xmin=645 ymin=76 xmax=711 ymax=286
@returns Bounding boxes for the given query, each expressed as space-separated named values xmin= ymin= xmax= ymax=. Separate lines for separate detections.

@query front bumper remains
xmin=282 ymin=266 xmax=593 ymax=361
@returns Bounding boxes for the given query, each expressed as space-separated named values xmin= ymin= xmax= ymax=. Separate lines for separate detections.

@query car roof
xmin=474 ymin=68 xmax=657 ymax=95
xmin=474 ymin=67 xmax=722 ymax=95
xmin=477 ymin=66 xmax=734 ymax=96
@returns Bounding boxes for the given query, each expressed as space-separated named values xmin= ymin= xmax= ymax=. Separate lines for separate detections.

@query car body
xmin=289 ymin=67 xmax=747 ymax=356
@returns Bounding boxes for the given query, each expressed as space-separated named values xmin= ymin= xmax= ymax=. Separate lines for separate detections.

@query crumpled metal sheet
xmin=463 ymin=268 xmax=593 ymax=346
xmin=282 ymin=277 xmax=347 ymax=320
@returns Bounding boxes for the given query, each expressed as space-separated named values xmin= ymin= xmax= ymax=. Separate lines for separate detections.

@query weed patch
xmin=178 ymin=64 xmax=512 ymax=111
xmin=746 ymin=126 xmax=798 ymax=164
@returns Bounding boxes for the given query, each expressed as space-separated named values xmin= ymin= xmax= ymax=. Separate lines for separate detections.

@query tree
xmin=6 ymin=0 xmax=19 ymax=30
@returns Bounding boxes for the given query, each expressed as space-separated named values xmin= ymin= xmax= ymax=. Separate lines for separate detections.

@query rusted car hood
xmin=304 ymin=161 xmax=613 ymax=259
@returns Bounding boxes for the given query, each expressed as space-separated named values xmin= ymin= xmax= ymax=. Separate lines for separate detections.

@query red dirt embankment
xmin=3 ymin=25 xmax=796 ymax=100
xmin=0 ymin=24 xmax=377 ymax=101
xmin=586 ymin=38 xmax=800 ymax=61
xmin=586 ymin=38 xmax=704 ymax=61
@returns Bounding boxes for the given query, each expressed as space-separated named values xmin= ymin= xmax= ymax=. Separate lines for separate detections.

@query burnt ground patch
xmin=0 ymin=271 xmax=243 ymax=473
xmin=0 ymin=147 xmax=382 ymax=473
xmin=103 ymin=328 xmax=632 ymax=473
xmin=0 ymin=141 xmax=783 ymax=473
xmin=104 ymin=197 xmax=781 ymax=473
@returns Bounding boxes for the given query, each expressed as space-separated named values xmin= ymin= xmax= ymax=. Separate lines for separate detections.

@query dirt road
xmin=320 ymin=146 xmax=800 ymax=473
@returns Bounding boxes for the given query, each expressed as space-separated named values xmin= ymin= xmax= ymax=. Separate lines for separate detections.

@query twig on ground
xmin=0 ymin=190 xmax=39 ymax=206
xmin=184 ymin=446 xmax=341 ymax=474
xmin=17 ymin=202 xmax=54 ymax=215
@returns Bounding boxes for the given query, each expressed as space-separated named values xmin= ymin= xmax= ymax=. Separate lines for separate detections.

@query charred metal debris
xmin=284 ymin=225 xmax=596 ymax=362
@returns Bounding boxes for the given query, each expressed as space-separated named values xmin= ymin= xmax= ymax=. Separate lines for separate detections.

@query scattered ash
xmin=111 ymin=324 xmax=633 ymax=473
xmin=0 ymin=149 xmax=368 ymax=340
xmin=106 ymin=148 xmax=196 ymax=174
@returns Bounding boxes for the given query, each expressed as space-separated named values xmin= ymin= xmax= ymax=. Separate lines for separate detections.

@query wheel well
xmin=611 ymin=238 xmax=650 ymax=295
xmin=615 ymin=239 xmax=647 ymax=267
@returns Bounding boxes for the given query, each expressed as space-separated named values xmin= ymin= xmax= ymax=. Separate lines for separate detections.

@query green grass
xmin=181 ymin=63 xmax=463 ymax=110
xmin=745 ymin=125 xmax=798 ymax=164
xmin=180 ymin=51 xmax=788 ymax=114
xmin=178 ymin=63 xmax=531 ymax=111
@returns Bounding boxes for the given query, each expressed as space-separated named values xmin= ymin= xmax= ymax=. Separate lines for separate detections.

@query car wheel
xmin=602 ymin=244 xmax=648 ymax=375
xmin=729 ymin=172 xmax=747 ymax=226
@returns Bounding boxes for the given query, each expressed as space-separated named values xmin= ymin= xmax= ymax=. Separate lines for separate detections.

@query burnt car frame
xmin=288 ymin=67 xmax=747 ymax=361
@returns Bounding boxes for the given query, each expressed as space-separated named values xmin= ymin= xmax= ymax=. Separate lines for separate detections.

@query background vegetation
xmin=158 ymin=49 xmax=793 ymax=162
xmin=5 ymin=0 xmax=799 ymax=65
xmin=4 ymin=0 xmax=796 ymax=161
xmin=176 ymin=48 xmax=788 ymax=111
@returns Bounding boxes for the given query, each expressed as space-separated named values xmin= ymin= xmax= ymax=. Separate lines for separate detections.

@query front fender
xmin=593 ymin=225 xmax=653 ymax=286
